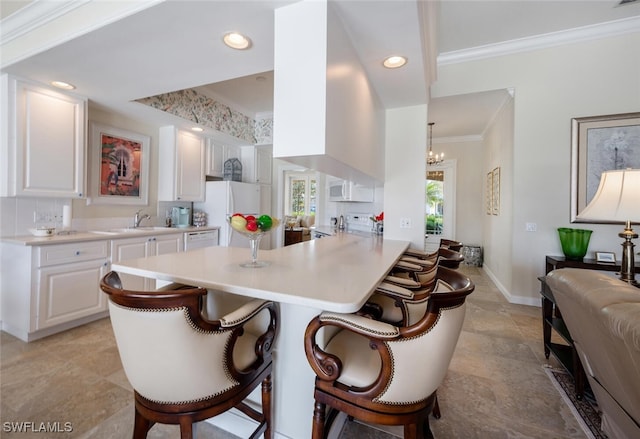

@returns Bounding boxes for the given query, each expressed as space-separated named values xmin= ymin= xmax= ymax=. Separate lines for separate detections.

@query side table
xmin=539 ymin=276 xmax=587 ymax=400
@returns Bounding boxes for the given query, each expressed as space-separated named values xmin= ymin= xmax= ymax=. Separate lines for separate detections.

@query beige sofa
xmin=546 ymin=268 xmax=640 ymax=439
xmin=285 ymin=215 xmax=315 ymax=241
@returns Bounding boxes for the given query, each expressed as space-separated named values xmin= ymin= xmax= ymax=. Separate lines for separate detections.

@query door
xmin=37 ymin=260 xmax=108 ymax=329
xmin=425 ymin=160 xmax=456 ymax=253
xmin=15 ymin=80 xmax=86 ymax=198
xmin=110 ymin=237 xmax=149 ymax=291
xmin=175 ymin=130 xmax=205 ymax=201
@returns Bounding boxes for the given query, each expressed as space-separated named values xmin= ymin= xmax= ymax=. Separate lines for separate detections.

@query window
xmin=285 ymin=171 xmax=316 ymax=217
xmin=426 ymin=171 xmax=444 ymax=235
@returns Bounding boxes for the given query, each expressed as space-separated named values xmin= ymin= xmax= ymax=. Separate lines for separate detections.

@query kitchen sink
xmin=90 ymin=227 xmax=173 ymax=235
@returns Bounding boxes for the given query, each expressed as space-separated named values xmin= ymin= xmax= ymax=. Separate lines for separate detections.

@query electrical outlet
xmin=525 ymin=222 xmax=537 ymax=232
xmin=400 ymin=218 xmax=412 ymax=229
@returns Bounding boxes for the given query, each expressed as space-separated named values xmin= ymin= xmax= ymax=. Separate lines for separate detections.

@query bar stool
xmin=100 ymin=271 xmax=278 ymax=439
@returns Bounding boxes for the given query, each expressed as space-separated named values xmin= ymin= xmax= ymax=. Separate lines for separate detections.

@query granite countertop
xmin=1 ymin=226 xmax=221 ymax=246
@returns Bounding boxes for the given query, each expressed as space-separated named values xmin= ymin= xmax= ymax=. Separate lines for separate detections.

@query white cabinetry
xmin=1 ymin=75 xmax=87 ymax=198
xmin=241 ymin=145 xmax=272 ymax=184
xmin=159 ymin=126 xmax=205 ymax=201
xmin=0 ymin=240 xmax=109 ymax=342
xmin=110 ymin=233 xmax=183 ymax=290
xmin=205 ymin=138 xmax=242 ymax=178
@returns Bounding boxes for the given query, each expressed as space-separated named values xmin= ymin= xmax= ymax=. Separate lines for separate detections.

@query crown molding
xmin=1 ymin=0 xmax=162 ymax=68
xmin=438 ymin=15 xmax=640 ymax=66
xmin=0 ymin=1 xmax=88 ymax=43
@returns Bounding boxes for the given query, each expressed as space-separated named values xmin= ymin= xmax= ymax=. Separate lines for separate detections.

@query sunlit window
xmin=285 ymin=172 xmax=316 ymax=217
xmin=426 ymin=171 xmax=443 ymax=235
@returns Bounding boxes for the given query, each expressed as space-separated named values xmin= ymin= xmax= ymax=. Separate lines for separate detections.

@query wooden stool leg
xmin=179 ymin=418 xmax=193 ymax=439
xmin=403 ymin=422 xmax=418 ymax=439
xmin=432 ymin=395 xmax=441 ymax=419
xmin=262 ymin=374 xmax=273 ymax=439
xmin=133 ymin=406 xmax=152 ymax=439
xmin=312 ymin=401 xmax=326 ymax=439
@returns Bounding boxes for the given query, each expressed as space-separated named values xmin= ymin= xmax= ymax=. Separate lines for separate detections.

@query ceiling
xmin=2 ymin=0 xmax=639 ymax=139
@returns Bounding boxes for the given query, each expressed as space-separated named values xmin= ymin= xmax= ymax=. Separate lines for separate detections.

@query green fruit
xmin=257 ymin=215 xmax=273 ymax=230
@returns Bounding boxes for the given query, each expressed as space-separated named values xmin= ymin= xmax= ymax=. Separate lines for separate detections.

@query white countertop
xmin=1 ymin=226 xmax=220 ymax=246
xmin=112 ymin=233 xmax=409 ymax=313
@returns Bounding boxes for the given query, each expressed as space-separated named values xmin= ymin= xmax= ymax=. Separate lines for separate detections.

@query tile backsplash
xmin=1 ymin=196 xmax=71 ymax=236
xmin=0 ymin=197 xmax=195 ymax=237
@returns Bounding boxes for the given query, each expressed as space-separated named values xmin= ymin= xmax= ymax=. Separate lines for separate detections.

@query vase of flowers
xmin=370 ymin=212 xmax=384 ymax=235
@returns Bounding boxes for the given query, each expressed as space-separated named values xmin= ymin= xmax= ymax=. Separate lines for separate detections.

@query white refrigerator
xmin=194 ymin=181 xmax=260 ymax=248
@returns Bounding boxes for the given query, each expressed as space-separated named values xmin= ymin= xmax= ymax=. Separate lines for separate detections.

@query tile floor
xmin=0 ymin=266 xmax=586 ymax=438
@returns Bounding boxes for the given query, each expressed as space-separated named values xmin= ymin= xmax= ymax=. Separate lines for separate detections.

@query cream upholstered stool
xmin=365 ymin=263 xmax=439 ymax=326
xmin=401 ymin=247 xmax=465 ymax=270
xmin=100 ymin=271 xmax=278 ymax=439
xmin=439 ymin=238 xmax=464 ymax=252
xmin=305 ymin=268 xmax=474 ymax=439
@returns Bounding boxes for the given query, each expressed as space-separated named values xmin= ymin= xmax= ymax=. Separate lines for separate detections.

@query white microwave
xmin=328 ymin=179 xmax=374 ymax=202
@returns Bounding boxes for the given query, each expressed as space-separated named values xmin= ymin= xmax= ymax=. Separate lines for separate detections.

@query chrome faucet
xmin=134 ymin=210 xmax=151 ymax=228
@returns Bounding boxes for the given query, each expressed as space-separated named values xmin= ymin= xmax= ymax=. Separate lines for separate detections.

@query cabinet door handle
xmin=75 ymin=251 xmax=80 ymax=256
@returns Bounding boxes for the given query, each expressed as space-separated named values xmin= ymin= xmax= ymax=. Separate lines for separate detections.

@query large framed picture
xmin=570 ymin=112 xmax=640 ymax=222
xmin=87 ymin=122 xmax=150 ymax=205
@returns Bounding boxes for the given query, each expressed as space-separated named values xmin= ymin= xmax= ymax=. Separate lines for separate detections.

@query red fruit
xmin=245 ymin=215 xmax=256 ymax=221
xmin=232 ymin=213 xmax=244 ymax=218
xmin=246 ymin=220 xmax=258 ymax=231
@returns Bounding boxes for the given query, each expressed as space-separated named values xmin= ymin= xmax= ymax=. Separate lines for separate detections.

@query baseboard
xmin=482 ymin=266 xmax=540 ymax=307
xmin=1 ymin=311 xmax=109 ymax=342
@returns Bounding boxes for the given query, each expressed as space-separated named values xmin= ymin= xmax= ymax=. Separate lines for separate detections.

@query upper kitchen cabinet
xmin=1 ymin=75 xmax=87 ymax=198
xmin=241 ymin=145 xmax=272 ymax=185
xmin=205 ymin=137 xmax=242 ymax=179
xmin=158 ymin=126 xmax=205 ymax=201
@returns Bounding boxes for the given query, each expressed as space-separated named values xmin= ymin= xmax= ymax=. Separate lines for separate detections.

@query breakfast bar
xmin=111 ymin=233 xmax=409 ymax=438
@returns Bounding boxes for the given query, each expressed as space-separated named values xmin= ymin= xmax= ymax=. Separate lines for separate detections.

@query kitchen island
xmin=111 ymin=232 xmax=409 ymax=439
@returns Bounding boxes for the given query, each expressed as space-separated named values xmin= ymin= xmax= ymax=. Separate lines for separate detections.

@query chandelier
xmin=427 ymin=122 xmax=444 ymax=166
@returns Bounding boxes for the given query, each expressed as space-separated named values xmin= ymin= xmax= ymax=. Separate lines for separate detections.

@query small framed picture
xmin=596 ymin=251 xmax=616 ymax=263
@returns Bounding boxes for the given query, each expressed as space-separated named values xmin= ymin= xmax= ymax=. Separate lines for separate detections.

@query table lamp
xmin=576 ymin=169 xmax=640 ymax=287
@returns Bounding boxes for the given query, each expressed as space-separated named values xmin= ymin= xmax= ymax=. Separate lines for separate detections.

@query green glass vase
xmin=557 ymin=228 xmax=593 ymax=260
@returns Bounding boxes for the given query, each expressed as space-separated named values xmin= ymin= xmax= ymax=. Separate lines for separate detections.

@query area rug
xmin=544 ymin=366 xmax=608 ymax=439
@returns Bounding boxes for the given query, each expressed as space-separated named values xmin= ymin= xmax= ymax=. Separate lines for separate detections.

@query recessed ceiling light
xmin=223 ymin=32 xmax=252 ymax=50
xmin=383 ymin=56 xmax=408 ymax=69
xmin=192 ymin=127 xmax=204 ymax=132
xmin=50 ymin=81 xmax=75 ymax=90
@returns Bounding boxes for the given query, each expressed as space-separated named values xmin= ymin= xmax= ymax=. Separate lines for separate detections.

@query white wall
xmin=483 ymin=97 xmax=514 ymax=298
xmin=434 ymin=138 xmax=485 ymax=246
xmin=273 ymin=0 xmax=385 ymax=185
xmin=384 ymin=105 xmax=428 ymax=249
xmin=432 ymin=31 xmax=640 ymax=304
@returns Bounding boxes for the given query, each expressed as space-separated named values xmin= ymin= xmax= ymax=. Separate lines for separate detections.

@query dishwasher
xmin=184 ymin=229 xmax=219 ymax=251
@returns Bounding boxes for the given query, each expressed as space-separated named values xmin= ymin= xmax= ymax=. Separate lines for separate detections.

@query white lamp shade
xmin=577 ymin=169 xmax=640 ymax=223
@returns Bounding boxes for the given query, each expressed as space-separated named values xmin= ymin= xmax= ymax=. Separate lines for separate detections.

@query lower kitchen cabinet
xmin=0 ymin=240 xmax=110 ymax=342
xmin=1 ymin=232 xmax=184 ymax=342
xmin=37 ymin=259 xmax=109 ymax=329
xmin=110 ymin=233 xmax=183 ymax=290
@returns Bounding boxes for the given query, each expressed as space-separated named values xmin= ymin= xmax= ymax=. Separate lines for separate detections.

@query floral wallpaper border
xmin=136 ymin=89 xmax=272 ymax=144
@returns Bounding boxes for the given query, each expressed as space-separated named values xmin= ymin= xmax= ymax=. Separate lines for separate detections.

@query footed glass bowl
xmin=229 ymin=218 xmax=280 ymax=268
